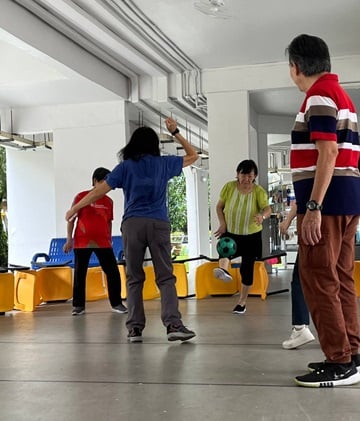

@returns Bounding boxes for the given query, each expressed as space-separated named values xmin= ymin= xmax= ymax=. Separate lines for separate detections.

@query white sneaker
xmin=213 ymin=267 xmax=233 ymax=282
xmin=282 ymin=326 xmax=315 ymax=349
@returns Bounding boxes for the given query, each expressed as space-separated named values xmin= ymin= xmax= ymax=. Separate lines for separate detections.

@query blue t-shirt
xmin=106 ymin=155 xmax=183 ymax=222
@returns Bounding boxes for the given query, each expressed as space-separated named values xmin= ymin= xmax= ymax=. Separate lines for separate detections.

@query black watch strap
xmin=171 ymin=128 xmax=180 ymax=136
xmin=306 ymin=200 xmax=323 ymax=211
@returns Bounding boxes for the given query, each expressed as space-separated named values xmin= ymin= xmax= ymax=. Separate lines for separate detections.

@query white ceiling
xmin=0 ymin=28 xmax=120 ymax=109
xmin=134 ymin=0 xmax=360 ymax=69
xmin=1 ymin=0 xmax=360 ymax=117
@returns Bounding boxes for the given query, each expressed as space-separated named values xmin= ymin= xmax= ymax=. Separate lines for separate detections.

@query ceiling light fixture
xmin=194 ymin=0 xmax=232 ymax=19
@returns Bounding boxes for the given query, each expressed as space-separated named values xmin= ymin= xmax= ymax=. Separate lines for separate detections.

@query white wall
xmin=7 ymin=148 xmax=55 ymax=266
xmin=7 ymin=100 xmax=127 ymax=265
xmin=54 ymin=124 xmax=125 ymax=237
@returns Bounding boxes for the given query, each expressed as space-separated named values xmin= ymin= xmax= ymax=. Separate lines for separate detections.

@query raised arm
xmin=165 ymin=117 xmax=198 ymax=167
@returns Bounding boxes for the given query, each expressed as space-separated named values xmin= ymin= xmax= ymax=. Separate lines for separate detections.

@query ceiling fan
xmin=194 ymin=0 xmax=232 ymax=19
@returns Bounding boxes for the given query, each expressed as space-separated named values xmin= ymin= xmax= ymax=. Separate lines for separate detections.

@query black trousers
xmin=223 ymin=231 xmax=262 ymax=286
xmin=72 ymin=248 xmax=122 ymax=308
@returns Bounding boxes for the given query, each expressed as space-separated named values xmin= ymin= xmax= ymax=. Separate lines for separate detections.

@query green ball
xmin=216 ymin=237 xmax=237 ymax=258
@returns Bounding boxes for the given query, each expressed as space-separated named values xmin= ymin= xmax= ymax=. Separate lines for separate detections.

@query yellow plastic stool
xmin=85 ymin=266 xmax=108 ymax=301
xmin=247 ymin=261 xmax=269 ymax=300
xmin=142 ymin=265 xmax=160 ymax=300
xmin=195 ymin=261 xmax=239 ymax=299
xmin=117 ymin=265 xmax=160 ymax=300
xmin=353 ymin=261 xmax=360 ymax=297
xmin=14 ymin=270 xmax=42 ymax=312
xmin=232 ymin=261 xmax=269 ymax=300
xmin=173 ymin=263 xmax=189 ymax=298
xmin=36 ymin=266 xmax=73 ymax=302
xmin=118 ymin=264 xmax=127 ymax=300
xmin=0 ymin=272 xmax=15 ymax=313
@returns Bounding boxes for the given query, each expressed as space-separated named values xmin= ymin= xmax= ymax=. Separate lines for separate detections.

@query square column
xmin=207 ymin=90 xmax=251 ymax=256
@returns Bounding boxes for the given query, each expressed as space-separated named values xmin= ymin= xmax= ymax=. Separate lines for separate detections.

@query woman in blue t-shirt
xmin=65 ymin=118 xmax=198 ymax=343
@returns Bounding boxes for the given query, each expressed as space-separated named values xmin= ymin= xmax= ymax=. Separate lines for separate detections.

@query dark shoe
xmin=111 ymin=303 xmax=128 ymax=314
xmin=233 ymin=304 xmax=246 ymax=314
xmin=308 ymin=354 xmax=360 ymax=373
xmin=127 ymin=328 xmax=143 ymax=343
xmin=295 ymin=361 xmax=360 ymax=387
xmin=72 ymin=307 xmax=85 ymax=316
xmin=167 ymin=325 xmax=196 ymax=342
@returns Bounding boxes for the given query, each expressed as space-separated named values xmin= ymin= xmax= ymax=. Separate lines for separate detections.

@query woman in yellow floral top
xmin=214 ymin=160 xmax=271 ymax=314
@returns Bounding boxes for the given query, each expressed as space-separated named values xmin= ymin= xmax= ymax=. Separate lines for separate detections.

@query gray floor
xmin=1 ymin=271 xmax=359 ymax=421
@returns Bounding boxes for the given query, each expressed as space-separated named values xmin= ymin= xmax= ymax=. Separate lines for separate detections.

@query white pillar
xmin=207 ymin=90 xmax=250 ymax=257
xmin=183 ymin=166 xmax=210 ymax=294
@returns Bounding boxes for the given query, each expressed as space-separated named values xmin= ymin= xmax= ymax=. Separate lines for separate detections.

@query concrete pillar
xmin=184 ymin=165 xmax=210 ymax=293
xmin=207 ymin=90 xmax=250 ymax=257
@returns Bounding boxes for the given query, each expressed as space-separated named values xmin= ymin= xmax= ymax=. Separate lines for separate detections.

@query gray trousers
xmin=121 ymin=217 xmax=182 ymax=330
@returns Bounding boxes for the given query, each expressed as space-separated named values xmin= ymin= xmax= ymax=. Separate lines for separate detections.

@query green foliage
xmin=167 ymin=172 xmax=187 ymax=233
xmin=0 ymin=148 xmax=8 ymax=266
xmin=0 ymin=218 xmax=7 ymax=267
xmin=0 ymin=148 xmax=5 ymax=198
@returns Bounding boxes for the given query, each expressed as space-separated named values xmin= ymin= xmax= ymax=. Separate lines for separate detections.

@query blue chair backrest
xmin=49 ymin=238 xmax=74 ymax=264
xmin=112 ymin=235 xmax=124 ymax=260
xmin=31 ymin=236 xmax=124 ymax=269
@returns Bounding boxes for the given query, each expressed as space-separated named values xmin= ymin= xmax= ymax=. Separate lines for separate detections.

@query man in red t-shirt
xmin=64 ymin=167 xmax=127 ymax=315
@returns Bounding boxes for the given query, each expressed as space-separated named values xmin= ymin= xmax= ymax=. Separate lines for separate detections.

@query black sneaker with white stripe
xmin=308 ymin=354 xmax=360 ymax=373
xmin=233 ymin=304 xmax=246 ymax=314
xmin=167 ymin=325 xmax=196 ymax=342
xmin=127 ymin=328 xmax=143 ymax=343
xmin=295 ymin=361 xmax=360 ymax=387
xmin=72 ymin=306 xmax=85 ymax=316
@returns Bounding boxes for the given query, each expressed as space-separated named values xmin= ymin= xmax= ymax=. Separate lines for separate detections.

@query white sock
xmin=294 ymin=325 xmax=306 ymax=330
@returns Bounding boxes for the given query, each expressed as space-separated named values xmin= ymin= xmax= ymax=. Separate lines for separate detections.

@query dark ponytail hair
xmin=118 ymin=126 xmax=161 ymax=161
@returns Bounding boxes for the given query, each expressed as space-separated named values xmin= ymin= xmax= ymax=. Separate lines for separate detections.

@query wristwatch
xmin=306 ymin=200 xmax=323 ymax=211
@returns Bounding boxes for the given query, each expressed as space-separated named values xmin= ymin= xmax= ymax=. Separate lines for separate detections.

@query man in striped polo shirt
xmin=286 ymin=34 xmax=360 ymax=387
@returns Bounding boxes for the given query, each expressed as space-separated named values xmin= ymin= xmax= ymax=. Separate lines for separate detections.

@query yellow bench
xmin=352 ymin=261 xmax=360 ymax=297
xmin=195 ymin=260 xmax=270 ymax=300
xmin=14 ymin=270 xmax=42 ymax=312
xmin=0 ymin=272 xmax=15 ymax=313
xmin=119 ymin=263 xmax=188 ymax=300
xmin=195 ymin=261 xmax=240 ymax=299
xmin=14 ymin=267 xmax=73 ymax=311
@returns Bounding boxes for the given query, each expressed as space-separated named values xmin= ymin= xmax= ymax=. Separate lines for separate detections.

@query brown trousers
xmin=297 ymin=214 xmax=360 ymax=363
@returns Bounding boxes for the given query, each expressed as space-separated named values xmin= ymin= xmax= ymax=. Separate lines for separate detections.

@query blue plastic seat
xmin=31 ymin=236 xmax=124 ymax=269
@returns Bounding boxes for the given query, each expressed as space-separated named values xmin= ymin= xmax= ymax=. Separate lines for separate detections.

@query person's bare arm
xmin=63 ymin=219 xmax=75 ymax=252
xmin=301 ymin=140 xmax=338 ymax=246
xmin=280 ymin=202 xmax=297 ymax=235
xmin=214 ymin=200 xmax=227 ymax=239
xmin=65 ymin=181 xmax=112 ymax=221
xmin=254 ymin=204 xmax=272 ymax=225
xmin=165 ymin=117 xmax=198 ymax=167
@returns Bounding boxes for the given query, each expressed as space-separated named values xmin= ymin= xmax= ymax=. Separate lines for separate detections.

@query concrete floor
xmin=0 ymin=271 xmax=359 ymax=421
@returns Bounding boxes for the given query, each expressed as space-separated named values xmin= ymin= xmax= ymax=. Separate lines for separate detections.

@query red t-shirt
xmin=73 ymin=190 xmax=113 ymax=248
